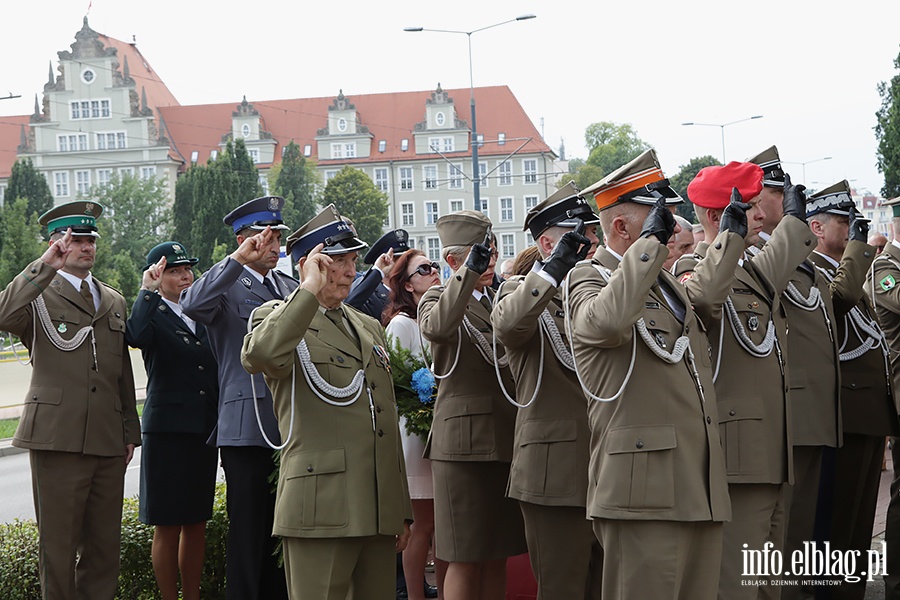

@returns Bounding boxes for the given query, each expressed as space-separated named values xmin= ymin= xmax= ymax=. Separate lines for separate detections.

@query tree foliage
xmin=322 ymin=166 xmax=388 ymax=256
xmin=877 ymin=49 xmax=900 ymax=199
xmin=5 ymin=158 xmax=54 ymax=220
xmin=669 ymin=155 xmax=722 ymax=222
xmin=584 ymin=122 xmax=651 ymax=176
xmin=0 ymin=198 xmax=44 ymax=288
xmin=269 ymin=141 xmax=320 ymax=230
xmin=172 ymin=166 xmax=197 ymax=247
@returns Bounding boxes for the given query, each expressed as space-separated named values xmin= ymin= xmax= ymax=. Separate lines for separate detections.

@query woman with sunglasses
xmin=384 ymin=249 xmax=445 ymax=600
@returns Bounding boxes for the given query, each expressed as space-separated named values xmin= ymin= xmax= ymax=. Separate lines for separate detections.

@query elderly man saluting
xmin=241 ymin=204 xmax=412 ymax=600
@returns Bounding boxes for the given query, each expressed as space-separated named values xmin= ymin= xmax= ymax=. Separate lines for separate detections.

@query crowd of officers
xmin=6 ymin=143 xmax=900 ymax=600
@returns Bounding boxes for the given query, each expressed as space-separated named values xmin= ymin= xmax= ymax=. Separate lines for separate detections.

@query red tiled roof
xmin=97 ymin=34 xmax=180 ymax=111
xmin=160 ymin=86 xmax=553 ymax=170
xmin=0 ymin=115 xmax=31 ymax=178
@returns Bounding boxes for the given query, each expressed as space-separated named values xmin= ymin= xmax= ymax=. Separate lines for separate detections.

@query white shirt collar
xmin=161 ymin=296 xmax=196 ymax=334
xmin=57 ymin=269 xmax=94 ymax=292
xmin=813 ymin=250 xmax=840 ymax=269
xmin=604 ymin=246 xmax=624 ymax=262
xmin=243 ymin=265 xmax=278 ymax=287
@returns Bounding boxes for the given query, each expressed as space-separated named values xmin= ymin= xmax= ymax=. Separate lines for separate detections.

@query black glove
xmin=464 ymin=231 xmax=493 ymax=274
xmin=783 ymin=173 xmax=807 ymax=222
xmin=542 ymin=221 xmax=592 ymax=283
xmin=848 ymin=205 xmax=870 ymax=243
xmin=640 ymin=197 xmax=676 ymax=245
xmin=719 ymin=187 xmax=752 ymax=238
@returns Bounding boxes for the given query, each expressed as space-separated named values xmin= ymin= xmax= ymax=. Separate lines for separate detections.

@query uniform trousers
xmin=592 ymin=518 xmax=722 ymax=600
xmin=519 ymin=501 xmax=603 ymax=600
xmin=282 ymin=534 xmax=395 ymax=600
xmin=719 ymin=483 xmax=785 ymax=600
xmin=30 ymin=449 xmax=126 ymax=600
xmin=884 ymin=438 xmax=900 ymax=600
xmin=219 ymin=445 xmax=288 ymax=600
xmin=782 ymin=446 xmax=824 ymax=600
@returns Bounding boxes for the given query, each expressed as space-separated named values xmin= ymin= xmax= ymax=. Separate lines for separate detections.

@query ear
xmin=612 ymin=215 xmax=631 ymax=241
xmin=537 ymin=233 xmax=555 ymax=257
xmin=446 ymin=254 xmax=460 ymax=271
xmin=706 ymin=208 xmax=722 ymax=231
xmin=808 ymin=218 xmax=825 ymax=240
xmin=404 ymin=280 xmax=415 ymax=293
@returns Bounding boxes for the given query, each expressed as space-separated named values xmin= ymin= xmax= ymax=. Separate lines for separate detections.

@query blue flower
xmin=411 ymin=368 xmax=436 ymax=405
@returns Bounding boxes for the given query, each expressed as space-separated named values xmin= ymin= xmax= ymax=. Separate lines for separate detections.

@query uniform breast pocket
xmin=718 ymin=396 xmax=766 ymax=476
xmin=512 ymin=419 xmax=577 ymax=498
xmin=437 ymin=394 xmax=495 ymax=456
xmin=277 ymin=448 xmax=349 ymax=530
xmin=307 ymin=345 xmax=356 ymax=386
xmin=18 ymin=386 xmax=63 ymax=443
xmin=642 ymin=312 xmax=675 ymax=352
xmin=595 ymin=425 xmax=676 ymax=510
xmin=108 ymin=315 xmax=126 ymax=355
xmin=734 ymin=305 xmax=768 ymax=345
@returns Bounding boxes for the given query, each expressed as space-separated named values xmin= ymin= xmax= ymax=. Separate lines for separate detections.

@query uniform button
xmin=30 ymin=268 xmax=37 ymax=274
xmin=456 ymin=275 xmax=462 ymax=281
xmin=707 ymin=416 xmax=712 ymax=424
xmin=91 ymin=386 xmax=97 ymax=392
xmin=32 ymin=395 xmax=38 ymax=400
xmin=376 ymin=406 xmax=382 ymax=413
xmin=805 ymin=239 xmax=812 ymax=246
xmin=200 ymin=390 xmax=206 ymax=395
xmin=685 ymin=325 xmax=690 ymax=334
xmin=307 ymin=465 xmax=314 ymax=473
xmin=649 ymin=319 xmax=656 ymax=326
xmin=635 ymin=440 xmax=644 ymax=449
xmin=337 ymin=356 xmax=344 ymax=364
xmin=850 ymin=382 xmax=857 ymax=389
xmin=531 ymin=288 xmax=539 ymax=297
xmin=640 ymin=253 xmax=650 ymax=262
xmin=198 ymin=365 xmax=204 ymax=371
xmin=729 ymin=409 xmax=736 ymax=416
xmin=196 ymin=341 xmax=202 ymax=346
xmin=144 ymin=294 xmax=151 ymax=301
xmin=865 ymin=251 xmax=872 ymax=258
xmin=238 ymin=391 xmax=243 ymax=397
xmin=371 ymin=383 xmax=377 ymax=389
xmin=378 ymin=429 xmax=384 ymax=437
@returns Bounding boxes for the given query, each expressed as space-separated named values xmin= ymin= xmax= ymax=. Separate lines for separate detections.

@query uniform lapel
xmin=344 ymin=306 xmax=373 ymax=370
xmin=595 ymin=247 xmax=620 ymax=271
xmin=309 ymin=310 xmax=362 ymax=361
xmin=94 ymin=280 xmax=114 ymax=321
xmin=735 ymin=261 xmax=771 ymax=305
xmin=50 ymin=277 xmax=94 ymax=317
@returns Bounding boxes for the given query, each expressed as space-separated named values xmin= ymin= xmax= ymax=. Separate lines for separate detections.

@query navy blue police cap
xmin=286 ymin=204 xmax=368 ymax=263
xmin=363 ymin=229 xmax=411 ymax=264
xmin=223 ymin=196 xmax=290 ymax=234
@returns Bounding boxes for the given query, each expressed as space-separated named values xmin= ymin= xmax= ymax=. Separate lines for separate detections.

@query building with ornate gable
xmin=0 ymin=18 xmax=563 ymax=262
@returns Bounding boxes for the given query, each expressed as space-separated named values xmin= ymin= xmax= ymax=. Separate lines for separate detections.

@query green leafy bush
xmin=0 ymin=483 xmax=229 ymax=599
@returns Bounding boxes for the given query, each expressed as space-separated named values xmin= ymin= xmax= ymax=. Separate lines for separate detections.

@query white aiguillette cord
xmin=10 ymin=295 xmax=98 ymax=369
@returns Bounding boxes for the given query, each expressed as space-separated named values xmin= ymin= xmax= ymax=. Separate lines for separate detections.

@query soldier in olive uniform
xmin=673 ymin=163 xmax=815 ymax=600
xmin=492 ymin=183 xmax=603 ymax=600
xmin=810 ymin=182 xmax=897 ymax=600
xmin=0 ymin=201 xmax=140 ymax=600
xmin=567 ymin=150 xmax=744 ymax=599
xmin=241 ymin=204 xmax=412 ymax=600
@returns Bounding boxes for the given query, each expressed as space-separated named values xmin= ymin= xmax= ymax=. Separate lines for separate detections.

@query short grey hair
xmin=674 ymin=215 xmax=692 ymax=233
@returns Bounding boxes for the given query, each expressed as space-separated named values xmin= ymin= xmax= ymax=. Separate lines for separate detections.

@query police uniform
xmin=492 ymin=183 xmax=603 ymax=600
xmin=345 ymin=229 xmax=411 ymax=321
xmin=673 ymin=162 xmax=816 ymax=600
xmin=418 ymin=210 xmax=527 ymax=563
xmin=0 ymin=201 xmax=140 ymax=600
xmin=868 ymin=198 xmax=900 ymax=598
xmin=568 ymin=150 xmax=737 ymax=600
xmin=241 ymin=205 xmax=412 ymax=600
xmin=811 ymin=183 xmax=897 ymax=600
xmin=181 ymin=195 xmax=296 ymax=600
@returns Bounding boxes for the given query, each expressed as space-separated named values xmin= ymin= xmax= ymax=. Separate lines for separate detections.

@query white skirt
xmin=400 ymin=416 xmax=434 ymax=499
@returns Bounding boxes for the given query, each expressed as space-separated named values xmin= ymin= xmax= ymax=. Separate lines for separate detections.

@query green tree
xmin=877 ymin=49 xmax=900 ymax=198
xmin=669 ymin=155 xmax=722 ymax=222
xmin=172 ymin=166 xmax=197 ymax=246
xmin=322 ymin=166 xmax=388 ymax=255
xmin=0 ymin=198 xmax=44 ymax=288
xmin=5 ymin=158 xmax=54 ymax=219
xmin=269 ymin=141 xmax=320 ymax=230
xmin=584 ymin=122 xmax=651 ymax=176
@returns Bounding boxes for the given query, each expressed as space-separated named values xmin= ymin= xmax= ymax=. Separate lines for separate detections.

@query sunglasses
xmin=412 ymin=262 xmax=440 ymax=277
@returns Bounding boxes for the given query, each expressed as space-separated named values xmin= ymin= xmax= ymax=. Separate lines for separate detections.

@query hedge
xmin=0 ymin=483 xmax=229 ymax=600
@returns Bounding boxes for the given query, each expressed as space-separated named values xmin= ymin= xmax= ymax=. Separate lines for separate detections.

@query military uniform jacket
xmin=871 ymin=241 xmax=900 ymax=416
xmin=817 ymin=247 xmax=900 ymax=436
xmin=0 ymin=259 xmax=139 ymax=456
xmin=674 ymin=216 xmax=815 ymax=485
xmin=567 ymin=236 xmax=739 ymax=523
xmin=419 ymin=265 xmax=518 ymax=463
xmin=181 ymin=256 xmax=298 ymax=447
xmin=346 ymin=268 xmax=389 ymax=321
xmin=241 ymin=288 xmax=413 ymax=538
xmin=126 ymin=291 xmax=218 ymax=435
xmin=492 ymin=271 xmax=590 ymax=508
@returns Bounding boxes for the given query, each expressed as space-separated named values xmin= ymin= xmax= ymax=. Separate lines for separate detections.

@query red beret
xmin=687 ymin=162 xmax=764 ymax=209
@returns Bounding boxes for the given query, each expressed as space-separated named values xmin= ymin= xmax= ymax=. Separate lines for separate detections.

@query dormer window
xmin=498 ymin=133 xmax=506 ymax=146
xmin=190 ymin=151 xmax=199 ymax=163
xmin=303 ymin=145 xmax=312 ymax=157
xmin=241 ymin=124 xmax=251 ymax=138
xmin=378 ymin=140 xmax=386 ymax=153
xmin=401 ymin=139 xmax=409 ymax=152
xmin=337 ymin=118 xmax=348 ymax=133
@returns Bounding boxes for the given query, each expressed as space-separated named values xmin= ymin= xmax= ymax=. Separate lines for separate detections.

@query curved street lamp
xmin=783 ymin=157 xmax=832 ymax=186
xmin=681 ymin=115 xmax=764 ymax=163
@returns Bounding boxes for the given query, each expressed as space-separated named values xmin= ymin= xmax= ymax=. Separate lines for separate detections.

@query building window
xmin=435 ymin=111 xmax=446 ymax=127
xmin=498 ymin=161 xmax=512 ymax=186
xmin=58 ymin=134 xmax=88 ymax=152
xmin=140 ymin=166 xmax=157 ymax=180
xmin=400 ymin=167 xmax=414 ymax=191
xmin=427 ymin=237 xmax=441 ymax=262
xmin=442 ymin=137 xmax=454 ymax=152
xmin=501 ymin=234 xmax=515 ymax=258
xmin=401 ymin=202 xmax=415 ymax=227
xmin=259 ymin=174 xmax=269 ymax=195
xmin=344 ymin=143 xmax=356 ymax=158
xmin=500 ymin=197 xmax=514 ymax=223
xmin=337 ymin=118 xmax=348 ymax=132
xmin=378 ymin=140 xmax=386 ymax=153
xmin=478 ymin=162 xmax=488 ymax=187
xmin=241 ymin=123 xmax=251 ymax=138
xmin=247 ymin=148 xmax=260 ymax=164
xmin=476 ymin=133 xmax=484 ymax=148
xmin=75 ymin=170 xmax=91 ymax=195
xmin=426 ymin=201 xmax=439 ymax=226
xmin=449 ymin=164 xmax=463 ymax=189
xmin=303 ymin=144 xmax=312 ymax=157
xmin=70 ymin=99 xmax=110 ymax=120
xmin=190 ymin=151 xmax=199 ymax=163
xmin=401 ymin=139 xmax=409 ymax=152
xmin=96 ymin=169 xmax=112 ymax=187
xmin=96 ymin=132 xmax=126 ymax=150
xmin=0 ymin=185 xmax=5 ymax=207
xmin=525 ymin=195 xmax=539 ymax=211
xmin=424 ymin=165 xmax=438 ymax=190
xmin=331 ymin=143 xmax=343 ymax=159
xmin=210 ymin=150 xmax=218 ymax=160
xmin=524 ymin=159 xmax=537 ymax=184
xmin=450 ymin=199 xmax=463 ymax=213
xmin=119 ymin=167 xmax=134 ymax=178
xmin=498 ymin=132 xmax=506 ymax=146
xmin=81 ymin=68 xmax=95 ymax=84
xmin=479 ymin=197 xmax=488 ymax=217
xmin=526 ymin=232 xmax=534 ymax=246
xmin=325 ymin=170 xmax=338 ymax=181
xmin=53 ymin=172 xmax=69 ymax=197
xmin=373 ymin=168 xmax=389 ymax=192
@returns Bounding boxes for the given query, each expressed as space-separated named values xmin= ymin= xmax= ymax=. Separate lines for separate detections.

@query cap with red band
xmin=687 ymin=162 xmax=764 ymax=209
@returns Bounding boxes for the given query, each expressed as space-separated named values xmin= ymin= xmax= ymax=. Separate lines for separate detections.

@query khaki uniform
xmin=493 ymin=271 xmax=602 ymax=599
xmin=0 ymin=258 xmax=139 ymax=600
xmin=241 ymin=288 xmax=412 ymax=600
xmin=568 ymin=234 xmax=739 ymax=599
xmin=419 ymin=265 xmax=527 ymax=562
xmin=673 ymin=215 xmax=815 ymax=600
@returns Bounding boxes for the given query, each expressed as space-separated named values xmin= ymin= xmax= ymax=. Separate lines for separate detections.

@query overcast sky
xmin=3 ymin=0 xmax=898 ymax=197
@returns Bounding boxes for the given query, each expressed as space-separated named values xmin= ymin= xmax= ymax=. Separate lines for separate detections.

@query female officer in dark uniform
xmin=126 ymin=242 xmax=218 ymax=600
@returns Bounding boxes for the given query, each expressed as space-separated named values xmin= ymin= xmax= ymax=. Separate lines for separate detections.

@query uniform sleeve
xmin=870 ymin=255 xmax=900 ymax=313
xmin=676 ymin=230 xmax=744 ymax=325
xmin=419 ymin=266 xmax=480 ymax=344
xmin=0 ymin=258 xmax=57 ymax=337
xmin=345 ymin=268 xmax=383 ymax=312
xmin=746 ymin=216 xmax=816 ymax=298
xmin=241 ymin=287 xmax=320 ymax=380
xmin=125 ymin=290 xmax=160 ymax=348
xmin=492 ymin=272 xmax=555 ymax=350
xmin=181 ymin=257 xmax=244 ymax=325
xmin=829 ymin=240 xmax=876 ymax=317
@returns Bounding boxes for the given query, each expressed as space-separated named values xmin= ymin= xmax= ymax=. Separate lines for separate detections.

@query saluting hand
xmin=40 ymin=227 xmax=74 ymax=270
xmin=782 ymin=173 xmax=807 ymax=223
xmin=640 ymin=197 xmax=677 ymax=245
xmin=719 ymin=188 xmax=752 ymax=238
xmin=465 ymin=231 xmax=494 ymax=274
xmin=231 ymin=226 xmax=275 ymax=265
xmin=848 ymin=205 xmax=870 ymax=243
xmin=299 ymin=243 xmax=332 ymax=295
xmin=542 ymin=220 xmax=591 ymax=284
xmin=375 ymin=247 xmax=396 ymax=277
xmin=140 ymin=256 xmax=167 ymax=292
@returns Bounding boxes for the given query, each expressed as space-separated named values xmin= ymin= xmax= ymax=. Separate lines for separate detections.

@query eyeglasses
xmin=412 ymin=262 xmax=440 ymax=277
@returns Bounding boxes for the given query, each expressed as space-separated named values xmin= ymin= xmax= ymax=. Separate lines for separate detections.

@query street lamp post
xmin=405 ymin=15 xmax=536 ymax=211
xmin=783 ymin=157 xmax=832 ymax=186
xmin=681 ymin=116 xmax=764 ymax=163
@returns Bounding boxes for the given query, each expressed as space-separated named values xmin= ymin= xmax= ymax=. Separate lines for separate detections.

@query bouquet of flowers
xmin=386 ymin=336 xmax=436 ymax=441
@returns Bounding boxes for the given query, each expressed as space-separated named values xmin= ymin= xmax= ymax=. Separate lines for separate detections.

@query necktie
xmin=479 ymin=295 xmax=492 ymax=314
xmin=263 ymin=276 xmax=282 ymax=300
xmin=326 ymin=308 xmax=353 ymax=341
xmin=655 ymin=277 xmax=685 ymax=323
xmin=80 ymin=280 xmax=95 ymax=313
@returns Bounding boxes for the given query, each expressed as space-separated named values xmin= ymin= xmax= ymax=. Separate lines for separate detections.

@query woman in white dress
xmin=383 ymin=249 xmax=447 ymax=600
